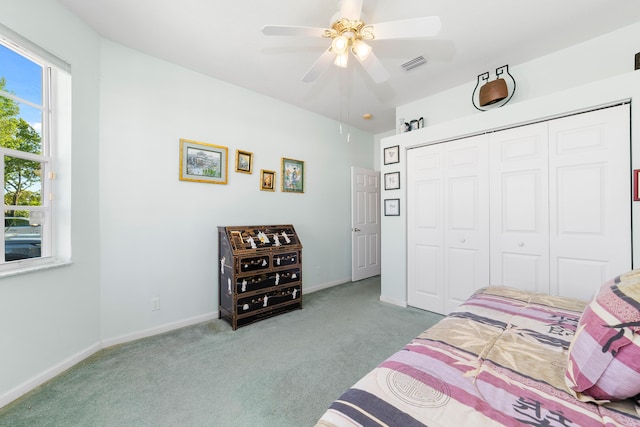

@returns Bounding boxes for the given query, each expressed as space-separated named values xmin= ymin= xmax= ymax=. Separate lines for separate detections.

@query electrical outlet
xmin=151 ymin=297 xmax=160 ymax=311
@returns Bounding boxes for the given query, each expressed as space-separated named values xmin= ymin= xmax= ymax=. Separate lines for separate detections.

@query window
xmin=0 ymin=28 xmax=70 ymax=273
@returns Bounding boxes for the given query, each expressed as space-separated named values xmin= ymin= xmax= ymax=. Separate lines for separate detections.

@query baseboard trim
xmin=379 ymin=295 xmax=408 ymax=308
xmin=0 ymin=311 xmax=219 ymax=409
xmin=2 ymin=279 xmax=353 ymax=408
xmin=304 ymin=277 xmax=351 ymax=294
xmin=101 ymin=311 xmax=219 ymax=348
xmin=0 ymin=342 xmax=101 ymax=409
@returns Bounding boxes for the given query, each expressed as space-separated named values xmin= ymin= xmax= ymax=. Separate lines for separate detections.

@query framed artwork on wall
xmin=281 ymin=157 xmax=304 ymax=193
xmin=384 ymin=145 xmax=400 ymax=165
xmin=260 ymin=169 xmax=276 ymax=191
xmin=235 ymin=149 xmax=253 ymax=174
xmin=179 ymin=138 xmax=228 ymax=184
xmin=384 ymin=199 xmax=400 ymax=216
xmin=384 ymin=171 xmax=400 ymax=190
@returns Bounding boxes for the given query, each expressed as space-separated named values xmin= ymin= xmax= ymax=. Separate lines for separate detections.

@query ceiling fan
xmin=261 ymin=0 xmax=441 ymax=84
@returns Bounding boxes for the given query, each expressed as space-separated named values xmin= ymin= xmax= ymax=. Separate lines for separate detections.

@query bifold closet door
xmin=489 ymin=122 xmax=550 ymax=293
xmin=548 ymin=104 xmax=631 ymax=301
xmin=407 ymin=135 xmax=489 ymax=314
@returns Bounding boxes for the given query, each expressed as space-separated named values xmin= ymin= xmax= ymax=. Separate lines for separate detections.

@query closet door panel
xmin=490 ymin=122 xmax=550 ymax=293
xmin=501 ymin=253 xmax=542 ymax=292
xmin=444 ymin=135 xmax=490 ymax=313
xmin=408 ymin=135 xmax=490 ymax=315
xmin=407 ymin=144 xmax=445 ymax=313
xmin=448 ymin=248 xmax=482 ymax=303
xmin=549 ymin=104 xmax=631 ymax=300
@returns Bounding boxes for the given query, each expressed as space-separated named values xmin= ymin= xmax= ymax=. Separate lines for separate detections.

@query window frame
xmin=0 ymin=28 xmax=70 ymax=275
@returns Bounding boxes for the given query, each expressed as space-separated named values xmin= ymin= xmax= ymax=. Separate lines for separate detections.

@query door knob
xmin=353 ymin=228 xmax=361 ymax=232
xmin=518 ymin=242 xmax=525 ymax=247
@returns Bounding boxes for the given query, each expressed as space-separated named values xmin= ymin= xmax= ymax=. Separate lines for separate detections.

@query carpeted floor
xmin=0 ymin=277 xmax=443 ymax=427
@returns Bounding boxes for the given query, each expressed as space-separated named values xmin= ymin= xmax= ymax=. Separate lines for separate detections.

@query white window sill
xmin=0 ymin=258 xmax=72 ymax=278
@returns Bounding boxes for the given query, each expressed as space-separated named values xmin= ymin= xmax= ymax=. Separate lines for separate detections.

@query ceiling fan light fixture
xmin=334 ymin=51 xmax=349 ymax=68
xmin=352 ymin=39 xmax=372 ymax=61
xmin=331 ymin=35 xmax=349 ymax=55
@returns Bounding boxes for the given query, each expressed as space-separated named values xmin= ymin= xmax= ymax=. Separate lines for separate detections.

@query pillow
xmin=565 ymin=269 xmax=640 ymax=402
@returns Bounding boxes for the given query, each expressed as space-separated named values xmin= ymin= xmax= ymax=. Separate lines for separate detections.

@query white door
xmin=407 ymin=143 xmax=445 ymax=312
xmin=443 ymin=136 xmax=490 ymax=313
xmin=490 ymin=122 xmax=550 ymax=293
xmin=407 ymin=144 xmax=445 ymax=313
xmin=548 ymin=104 xmax=631 ymax=300
xmin=407 ymin=136 xmax=490 ymax=314
xmin=351 ymin=167 xmax=381 ymax=281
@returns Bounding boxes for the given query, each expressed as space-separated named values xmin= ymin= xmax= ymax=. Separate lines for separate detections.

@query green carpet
xmin=0 ymin=277 xmax=443 ymax=427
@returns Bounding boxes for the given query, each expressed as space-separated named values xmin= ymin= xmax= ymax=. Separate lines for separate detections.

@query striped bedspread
xmin=315 ymin=287 xmax=640 ymax=427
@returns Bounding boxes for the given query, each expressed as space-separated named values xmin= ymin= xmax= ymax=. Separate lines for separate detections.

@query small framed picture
xmin=260 ymin=169 xmax=276 ymax=192
xmin=281 ymin=157 xmax=304 ymax=193
xmin=384 ymin=199 xmax=400 ymax=216
xmin=235 ymin=150 xmax=253 ymax=174
xmin=384 ymin=171 xmax=400 ymax=190
xmin=384 ymin=145 xmax=400 ymax=165
xmin=179 ymin=139 xmax=228 ymax=184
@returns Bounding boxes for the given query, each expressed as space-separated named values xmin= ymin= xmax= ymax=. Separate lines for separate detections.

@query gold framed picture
xmin=179 ymin=139 xmax=228 ymax=184
xmin=235 ymin=149 xmax=253 ymax=174
xmin=260 ymin=169 xmax=276 ymax=192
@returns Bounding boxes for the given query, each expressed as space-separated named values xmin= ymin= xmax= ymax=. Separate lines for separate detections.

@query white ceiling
xmin=56 ymin=0 xmax=640 ymax=134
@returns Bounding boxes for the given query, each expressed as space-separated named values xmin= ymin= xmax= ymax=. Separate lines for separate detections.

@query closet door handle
xmin=460 ymin=238 xmax=466 ymax=243
xmin=353 ymin=228 xmax=361 ymax=232
xmin=518 ymin=242 xmax=525 ymax=247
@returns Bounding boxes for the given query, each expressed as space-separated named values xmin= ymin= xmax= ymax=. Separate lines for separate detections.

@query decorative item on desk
xmin=258 ymin=231 xmax=270 ymax=244
xmin=472 ymin=65 xmax=516 ymax=111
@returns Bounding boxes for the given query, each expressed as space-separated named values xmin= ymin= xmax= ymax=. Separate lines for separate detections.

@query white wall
xmin=98 ymin=41 xmax=374 ymax=343
xmin=0 ymin=0 xmax=375 ymax=407
xmin=0 ymin=0 xmax=102 ymax=406
xmin=380 ymin=21 xmax=640 ymax=306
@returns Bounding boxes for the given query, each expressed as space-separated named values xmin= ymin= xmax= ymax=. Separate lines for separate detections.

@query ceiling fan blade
xmin=302 ymin=48 xmax=335 ymax=83
xmin=372 ymin=16 xmax=442 ymax=40
xmin=355 ymin=51 xmax=390 ymax=84
xmin=262 ymin=25 xmax=328 ymax=37
xmin=340 ymin=0 xmax=363 ymax=20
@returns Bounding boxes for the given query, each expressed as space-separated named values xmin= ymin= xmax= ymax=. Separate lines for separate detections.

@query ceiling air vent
xmin=401 ymin=56 xmax=427 ymax=71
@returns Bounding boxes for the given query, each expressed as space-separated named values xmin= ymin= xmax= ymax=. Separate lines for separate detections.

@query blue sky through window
xmin=0 ymin=43 xmax=43 ymax=134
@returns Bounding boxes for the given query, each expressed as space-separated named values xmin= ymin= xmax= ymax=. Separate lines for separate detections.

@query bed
xmin=316 ymin=271 xmax=640 ymax=427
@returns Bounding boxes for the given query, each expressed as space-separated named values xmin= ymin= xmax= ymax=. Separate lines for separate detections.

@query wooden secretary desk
xmin=218 ymin=224 xmax=302 ymax=330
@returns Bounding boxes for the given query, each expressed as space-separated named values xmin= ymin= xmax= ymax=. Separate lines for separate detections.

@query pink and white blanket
xmin=316 ymin=286 xmax=640 ymax=427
